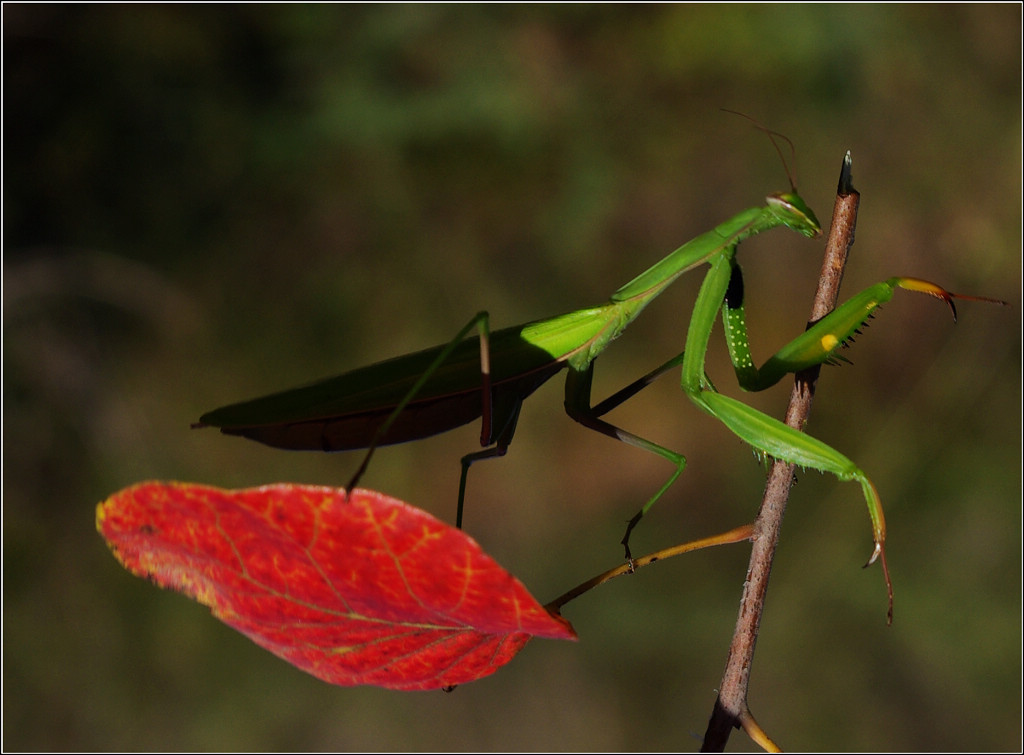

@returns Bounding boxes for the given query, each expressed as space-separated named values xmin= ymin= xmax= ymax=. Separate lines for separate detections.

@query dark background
xmin=4 ymin=5 xmax=1020 ymax=751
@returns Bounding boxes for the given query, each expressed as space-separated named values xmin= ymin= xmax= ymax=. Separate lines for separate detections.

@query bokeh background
xmin=4 ymin=5 xmax=1020 ymax=751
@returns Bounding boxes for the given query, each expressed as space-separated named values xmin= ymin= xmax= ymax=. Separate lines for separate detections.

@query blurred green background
xmin=4 ymin=5 xmax=1020 ymax=751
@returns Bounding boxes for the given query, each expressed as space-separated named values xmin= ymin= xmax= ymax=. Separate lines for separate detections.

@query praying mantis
xmin=194 ymin=127 xmax=1005 ymax=614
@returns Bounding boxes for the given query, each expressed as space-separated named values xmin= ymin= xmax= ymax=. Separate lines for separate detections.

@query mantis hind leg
xmin=346 ymin=312 xmax=495 ymax=494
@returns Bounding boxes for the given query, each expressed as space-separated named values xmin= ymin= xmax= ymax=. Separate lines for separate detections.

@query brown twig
xmin=700 ymin=152 xmax=860 ymax=753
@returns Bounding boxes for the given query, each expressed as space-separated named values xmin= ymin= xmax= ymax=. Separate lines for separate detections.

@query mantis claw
xmin=621 ymin=511 xmax=645 ymax=570
xmin=863 ymin=540 xmax=882 ymax=567
xmin=621 ymin=538 xmax=636 ymax=573
xmin=894 ymin=277 xmax=1009 ymax=324
xmin=862 ymin=540 xmax=894 ymax=625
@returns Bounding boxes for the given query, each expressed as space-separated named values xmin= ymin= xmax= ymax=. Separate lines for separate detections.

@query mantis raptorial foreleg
xmin=720 ymin=264 xmax=1006 ymax=393
xmin=671 ymin=255 xmax=1007 ymax=612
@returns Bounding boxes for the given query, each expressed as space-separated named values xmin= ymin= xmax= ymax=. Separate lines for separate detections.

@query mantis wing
xmin=195 ymin=306 xmax=616 ymax=452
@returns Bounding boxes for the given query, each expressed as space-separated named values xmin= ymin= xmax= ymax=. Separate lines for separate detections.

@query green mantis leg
xmin=698 ymin=389 xmax=892 ymax=619
xmin=719 ymin=263 xmax=1004 ymax=393
xmin=564 ymin=362 xmax=689 ymax=562
xmin=458 ymin=352 xmax=694 ymax=535
xmin=676 ymin=253 xmax=896 ymax=614
xmin=589 ymin=352 xmax=690 ymax=417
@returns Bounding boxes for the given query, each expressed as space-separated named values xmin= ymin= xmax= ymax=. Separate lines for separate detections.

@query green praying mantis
xmin=194 ymin=127 xmax=1005 ymax=616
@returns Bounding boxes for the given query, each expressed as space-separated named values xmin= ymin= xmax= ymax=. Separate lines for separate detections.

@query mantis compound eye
xmin=766 ymin=192 xmax=822 ymax=238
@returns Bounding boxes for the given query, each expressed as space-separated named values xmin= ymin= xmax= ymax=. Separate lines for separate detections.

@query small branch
xmin=701 ymin=153 xmax=860 ymax=753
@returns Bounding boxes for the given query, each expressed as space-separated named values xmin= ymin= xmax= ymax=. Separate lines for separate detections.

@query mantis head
xmin=718 ymin=111 xmax=822 ymax=239
xmin=766 ymin=191 xmax=822 ymax=239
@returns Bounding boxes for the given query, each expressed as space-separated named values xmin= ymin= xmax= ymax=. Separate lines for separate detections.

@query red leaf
xmin=97 ymin=481 xmax=576 ymax=690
